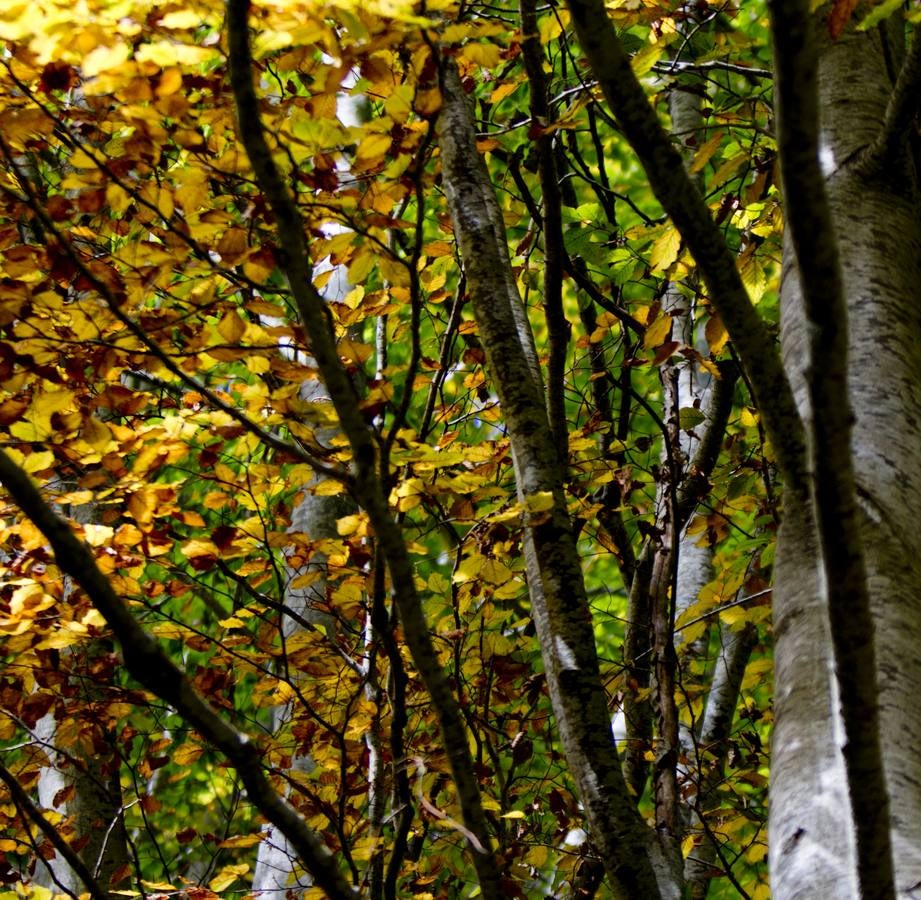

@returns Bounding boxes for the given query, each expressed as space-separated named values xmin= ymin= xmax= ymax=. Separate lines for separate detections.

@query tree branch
xmin=563 ymin=0 xmax=807 ymax=491
xmin=768 ymin=1 xmax=894 ymax=897
xmin=684 ymin=623 xmax=758 ymax=898
xmin=0 ymin=448 xmax=359 ymax=900
xmin=224 ymin=4 xmax=502 ymax=895
xmin=437 ymin=56 xmax=669 ymax=899
xmin=863 ymin=26 xmax=921 ymax=169
xmin=0 ymin=138 xmax=344 ymax=483
xmin=521 ymin=0 xmax=569 ymax=468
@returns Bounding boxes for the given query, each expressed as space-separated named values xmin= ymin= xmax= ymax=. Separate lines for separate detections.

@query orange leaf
xmin=828 ymin=0 xmax=859 ymax=38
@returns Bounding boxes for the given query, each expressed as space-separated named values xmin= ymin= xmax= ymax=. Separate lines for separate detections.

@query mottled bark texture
xmin=558 ymin=0 xmax=921 ymax=897
xmin=32 ymin=653 xmax=129 ymax=895
xmin=770 ymin=1 xmax=894 ymax=895
xmin=29 ymin=494 xmax=129 ymax=895
xmin=771 ymin=12 xmax=921 ymax=900
xmin=252 ymin=485 xmax=350 ymax=896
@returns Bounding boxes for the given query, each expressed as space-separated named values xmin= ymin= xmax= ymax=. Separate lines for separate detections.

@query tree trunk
xmin=772 ymin=16 xmax=921 ymax=898
xmin=32 ymin=650 xmax=129 ymax=895
xmin=31 ymin=498 xmax=129 ymax=895
xmin=251 ymin=483 xmax=348 ymax=895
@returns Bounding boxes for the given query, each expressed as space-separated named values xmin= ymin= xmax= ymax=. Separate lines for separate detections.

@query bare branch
xmin=684 ymin=623 xmax=758 ymax=898
xmin=438 ymin=56 xmax=668 ymax=899
xmin=520 ymin=0 xmax=569 ymax=467
xmin=863 ymin=26 xmax=921 ymax=169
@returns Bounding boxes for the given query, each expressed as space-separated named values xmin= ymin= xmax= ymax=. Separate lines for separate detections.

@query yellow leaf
xmin=384 ymin=85 xmax=414 ymax=123
xmin=705 ymin=315 xmax=729 ymax=354
xmin=643 ymin=315 xmax=673 ymax=349
xmin=337 ymin=338 xmax=373 ymax=363
xmin=500 ymin=810 xmax=526 ymax=819
xmin=526 ymin=843 xmax=549 ymax=868
xmin=454 ymin=555 xmax=513 ymax=585
xmin=83 ymin=524 xmax=114 ymax=547
xmin=424 ymin=240 xmax=455 ymax=258
xmin=82 ymin=43 xmax=131 ymax=78
xmin=397 ymin=477 xmax=424 ymax=511
xmin=490 ymin=81 xmax=519 ymax=104
xmin=21 ymin=450 xmax=54 ymax=473
xmin=681 ymin=834 xmax=696 ymax=858
xmin=462 ymin=42 xmax=501 ymax=68
xmin=174 ymin=742 xmax=204 ymax=766
xmin=539 ymin=9 xmax=568 ymax=43
xmin=208 ymin=864 xmax=249 ymax=893
xmin=649 ymin=228 xmax=681 ymax=272
xmin=314 ymin=479 xmax=346 ymax=496
xmin=354 ymin=133 xmax=391 ymax=169
xmin=217 ymin=833 xmax=264 ymax=849
xmin=631 ymin=41 xmax=665 ymax=77
xmin=336 ymin=514 xmax=366 ymax=536
xmin=740 ymin=250 xmax=767 ymax=304
xmin=158 ymin=10 xmax=204 ymax=28
xmin=135 ymin=42 xmax=216 ymax=68
xmin=710 ymin=153 xmax=746 ymax=190
xmin=690 ymin=133 xmax=724 ymax=174
xmin=525 ymin=491 xmax=555 ymax=513
xmin=217 ymin=309 xmax=246 ymax=343
xmin=83 ymin=415 xmax=113 ymax=451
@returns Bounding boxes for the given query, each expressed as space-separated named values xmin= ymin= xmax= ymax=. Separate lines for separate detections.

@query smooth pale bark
xmin=772 ymin=16 xmax=921 ymax=899
xmin=253 ymin=72 xmax=363 ymax=899
xmin=771 ymin=3 xmax=893 ymax=894
xmin=665 ymin=81 xmax=713 ymax=648
xmin=0 ymin=760 xmax=108 ymax=900
xmin=663 ymin=66 xmax=758 ymax=896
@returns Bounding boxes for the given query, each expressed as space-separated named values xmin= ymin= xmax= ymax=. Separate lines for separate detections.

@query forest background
xmin=0 ymin=0 xmax=917 ymax=898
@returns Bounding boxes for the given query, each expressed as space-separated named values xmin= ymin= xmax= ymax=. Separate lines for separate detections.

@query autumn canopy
xmin=0 ymin=0 xmax=917 ymax=898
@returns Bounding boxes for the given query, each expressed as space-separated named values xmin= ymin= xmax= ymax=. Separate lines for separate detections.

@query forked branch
xmin=224 ymin=3 xmax=502 ymax=895
xmin=563 ymin=0 xmax=807 ymax=491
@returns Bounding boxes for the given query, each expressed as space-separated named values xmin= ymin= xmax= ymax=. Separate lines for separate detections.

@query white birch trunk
xmin=771 ymin=17 xmax=921 ymax=899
